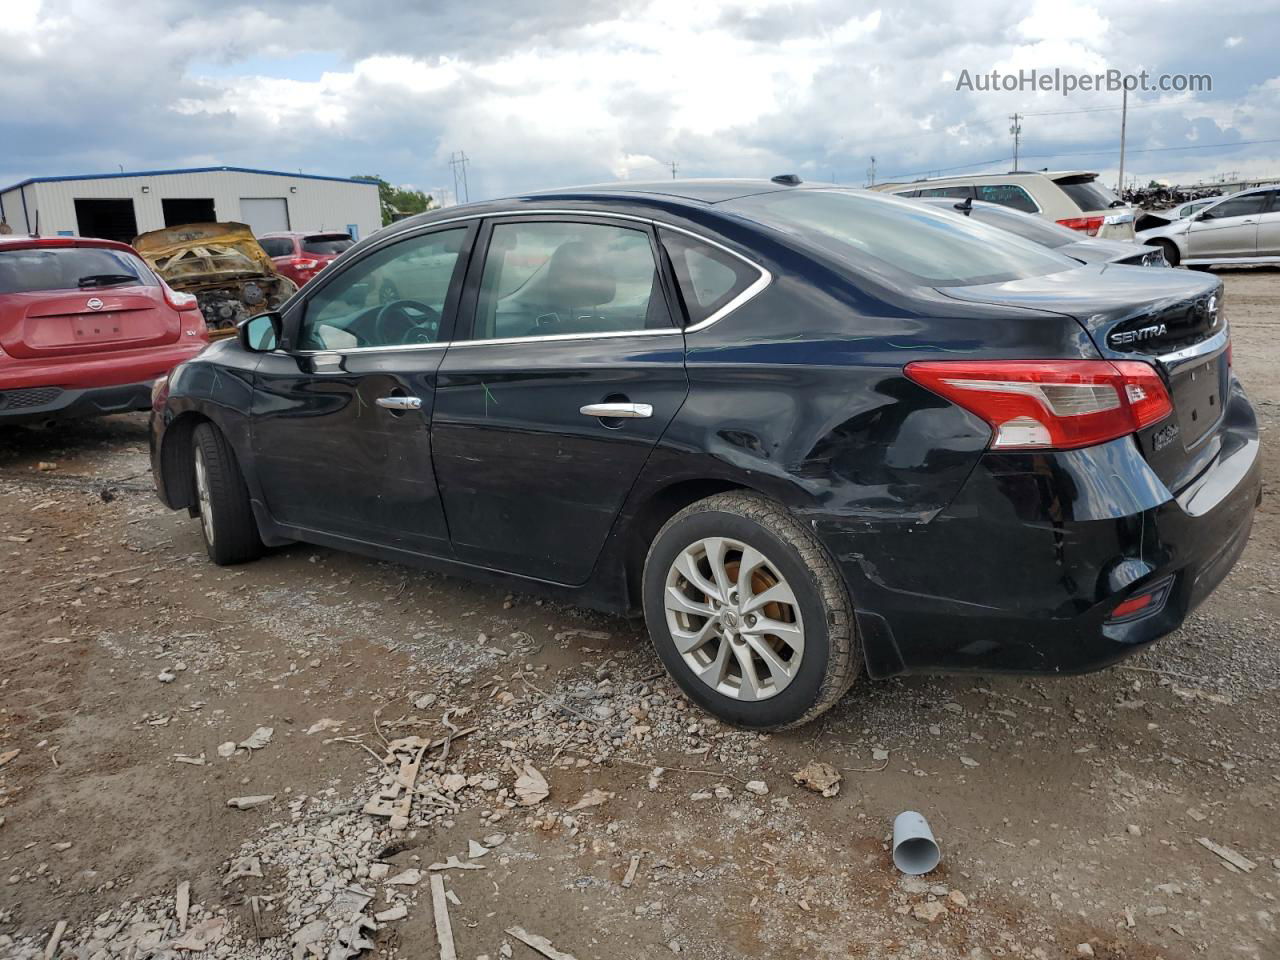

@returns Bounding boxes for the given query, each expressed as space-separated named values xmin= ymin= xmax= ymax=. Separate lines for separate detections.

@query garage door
xmin=239 ymin=197 xmax=290 ymax=234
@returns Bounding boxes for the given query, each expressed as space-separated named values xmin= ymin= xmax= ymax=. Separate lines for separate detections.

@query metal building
xmin=0 ymin=166 xmax=381 ymax=243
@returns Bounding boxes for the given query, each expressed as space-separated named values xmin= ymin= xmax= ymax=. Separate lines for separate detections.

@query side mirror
xmin=1193 ymin=210 xmax=1214 ymax=222
xmin=239 ymin=312 xmax=282 ymax=352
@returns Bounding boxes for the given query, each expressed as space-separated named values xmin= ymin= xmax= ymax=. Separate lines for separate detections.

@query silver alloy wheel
xmin=194 ymin=445 xmax=214 ymax=548
xmin=663 ymin=536 xmax=804 ymax=700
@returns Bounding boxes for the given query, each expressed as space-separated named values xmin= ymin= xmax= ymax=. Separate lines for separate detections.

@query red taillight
xmin=292 ymin=258 xmax=320 ymax=270
xmin=904 ymin=359 xmax=1173 ymax=451
xmin=1056 ymin=216 xmax=1105 ymax=237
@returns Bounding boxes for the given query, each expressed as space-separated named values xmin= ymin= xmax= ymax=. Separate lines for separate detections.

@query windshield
xmin=1056 ymin=177 xmax=1124 ymax=212
xmin=0 ymin=246 xmax=156 ymax=295
xmin=303 ymin=235 xmax=355 ymax=255
xmin=724 ymin=190 xmax=1077 ymax=287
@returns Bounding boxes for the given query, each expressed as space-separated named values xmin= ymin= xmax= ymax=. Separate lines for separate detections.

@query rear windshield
xmin=723 ymin=189 xmax=1076 ymax=287
xmin=1055 ymin=177 xmax=1123 ymax=212
xmin=966 ymin=205 xmax=1079 ymax=248
xmin=303 ymin=235 xmax=355 ymax=255
xmin=0 ymin=246 xmax=157 ymax=295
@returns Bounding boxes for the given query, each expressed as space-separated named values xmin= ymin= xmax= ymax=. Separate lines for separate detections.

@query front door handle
xmin=377 ymin=396 xmax=422 ymax=411
xmin=580 ymin=402 xmax=653 ymax=419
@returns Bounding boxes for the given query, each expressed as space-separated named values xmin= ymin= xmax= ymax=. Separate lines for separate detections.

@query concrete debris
xmin=912 ymin=901 xmax=947 ymax=923
xmin=328 ymin=916 xmax=377 ymax=960
xmin=483 ymin=833 xmax=507 ymax=847
xmin=226 ymin=795 xmax=275 ymax=810
xmin=41 ymin=920 xmax=66 ymax=960
xmin=223 ymin=855 xmax=263 ymax=884
xmin=568 ymin=788 xmax=613 ymax=811
xmin=505 ymin=926 xmax=580 ymax=960
xmin=514 ymin=761 xmax=549 ymax=805
xmin=744 ymin=780 xmax=769 ymax=796
xmin=239 ymin=726 xmax=275 ymax=751
xmin=622 ymin=854 xmax=643 ymax=889
xmin=306 ymin=718 xmax=343 ymax=735
xmin=176 ymin=880 xmax=190 ymax=931
xmin=792 ymin=761 xmax=841 ymax=797
xmin=386 ymin=868 xmax=422 ymax=885
xmin=0 ymin=749 xmax=19 ymax=768
xmin=430 ymin=873 xmax=458 ymax=960
xmin=374 ymin=903 xmax=407 ymax=922
xmin=363 ymin=739 xmax=428 ymax=820
xmin=1196 ymin=836 xmax=1257 ymax=872
xmin=217 ymin=741 xmax=237 ymax=758
xmin=428 ymin=856 xmax=486 ymax=871
xmin=174 ymin=753 xmax=206 ymax=765
xmin=170 ymin=916 xmax=227 ymax=951
xmin=414 ymin=693 xmax=438 ymax=711
xmin=468 ymin=839 xmax=490 ymax=859
xmin=441 ymin=772 xmax=467 ymax=793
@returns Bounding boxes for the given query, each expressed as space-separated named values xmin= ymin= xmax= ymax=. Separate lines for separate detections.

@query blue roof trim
xmin=0 ymin=165 xmax=380 ymax=194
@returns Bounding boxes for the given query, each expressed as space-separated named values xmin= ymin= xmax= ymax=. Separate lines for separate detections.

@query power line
xmin=448 ymin=151 xmax=470 ymax=204
xmin=1018 ymin=137 xmax=1280 ymax=162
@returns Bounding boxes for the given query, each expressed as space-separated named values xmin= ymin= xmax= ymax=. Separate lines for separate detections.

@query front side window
xmin=1203 ymin=193 xmax=1267 ymax=219
xmin=724 ymin=189 xmax=1076 ymax=287
xmin=298 ymin=228 xmax=465 ymax=350
xmin=975 ymin=184 xmax=1039 ymax=213
xmin=660 ymin=229 xmax=761 ymax=326
xmin=0 ymin=246 xmax=157 ymax=294
xmin=471 ymin=221 xmax=670 ymax=340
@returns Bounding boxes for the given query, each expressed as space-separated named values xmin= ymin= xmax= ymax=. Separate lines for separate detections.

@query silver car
xmin=918 ymin=197 xmax=1168 ymax=266
xmin=1136 ymin=185 xmax=1280 ymax=267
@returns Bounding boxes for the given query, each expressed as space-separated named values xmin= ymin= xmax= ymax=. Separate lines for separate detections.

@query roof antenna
xmin=771 ymin=173 xmax=802 ymax=186
xmin=953 ymin=197 xmax=973 ymax=215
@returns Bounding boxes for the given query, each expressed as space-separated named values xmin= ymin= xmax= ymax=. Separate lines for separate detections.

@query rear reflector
xmin=1057 ymin=216 xmax=1105 ymax=236
xmin=904 ymin=359 xmax=1173 ymax=451
xmin=1107 ymin=577 xmax=1173 ymax=623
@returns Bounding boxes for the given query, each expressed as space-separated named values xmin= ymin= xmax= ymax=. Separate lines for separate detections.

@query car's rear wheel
xmin=192 ymin=422 xmax=263 ymax=565
xmin=1155 ymin=239 xmax=1181 ymax=267
xmin=642 ymin=491 xmax=860 ymax=729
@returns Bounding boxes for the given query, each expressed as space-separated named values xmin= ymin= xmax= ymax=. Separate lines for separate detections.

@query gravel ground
xmin=1 ymin=268 xmax=1277 ymax=960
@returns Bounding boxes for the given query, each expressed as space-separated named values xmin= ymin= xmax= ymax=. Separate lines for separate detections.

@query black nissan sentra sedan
xmin=150 ymin=178 xmax=1260 ymax=729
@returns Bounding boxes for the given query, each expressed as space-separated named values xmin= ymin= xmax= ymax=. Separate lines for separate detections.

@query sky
xmin=2 ymin=0 xmax=1278 ymax=203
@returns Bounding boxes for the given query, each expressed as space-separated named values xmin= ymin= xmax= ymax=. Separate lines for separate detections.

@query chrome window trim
xmin=288 ymin=208 xmax=771 ymax=354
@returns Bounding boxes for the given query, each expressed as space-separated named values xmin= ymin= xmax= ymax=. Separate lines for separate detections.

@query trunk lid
xmin=942 ymin=265 xmax=1228 ymax=492
xmin=0 ymin=286 xmax=179 ymax=359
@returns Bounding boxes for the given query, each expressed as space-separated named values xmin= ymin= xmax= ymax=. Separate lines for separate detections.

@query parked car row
xmin=1134 ymin=184 xmax=1280 ymax=267
xmin=149 ymin=177 xmax=1258 ymax=729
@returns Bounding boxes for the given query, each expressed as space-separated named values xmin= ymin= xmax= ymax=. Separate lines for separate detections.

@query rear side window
xmin=0 ymin=246 xmax=157 ymax=294
xmin=975 ymin=184 xmax=1038 ymax=213
xmin=259 ymin=237 xmax=294 ymax=257
xmin=303 ymin=235 xmax=355 ymax=255
xmin=1055 ymin=177 xmax=1122 ymax=212
xmin=659 ymin=229 xmax=760 ymax=326
xmin=919 ymin=186 xmax=973 ymax=199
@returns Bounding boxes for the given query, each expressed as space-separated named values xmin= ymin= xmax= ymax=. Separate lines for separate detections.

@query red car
xmin=0 ymin=235 xmax=209 ymax=425
xmin=257 ymin=231 xmax=355 ymax=287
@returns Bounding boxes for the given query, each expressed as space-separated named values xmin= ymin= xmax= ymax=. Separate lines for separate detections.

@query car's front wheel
xmin=192 ymin=422 xmax=263 ymax=565
xmin=642 ymin=491 xmax=860 ymax=729
xmin=1155 ymin=239 xmax=1181 ymax=267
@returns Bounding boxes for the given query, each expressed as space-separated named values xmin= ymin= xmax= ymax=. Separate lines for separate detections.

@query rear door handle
xmin=580 ymin=402 xmax=652 ymax=419
xmin=377 ymin=396 xmax=422 ymax=410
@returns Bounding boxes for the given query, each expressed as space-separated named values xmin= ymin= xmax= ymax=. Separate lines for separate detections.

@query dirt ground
xmin=1 ymin=269 xmax=1278 ymax=960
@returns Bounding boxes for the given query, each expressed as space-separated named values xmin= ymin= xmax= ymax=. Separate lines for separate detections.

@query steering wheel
xmin=373 ymin=299 xmax=439 ymax=346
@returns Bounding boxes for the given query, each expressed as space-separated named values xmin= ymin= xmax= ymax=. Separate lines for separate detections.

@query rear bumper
xmin=819 ymin=382 xmax=1260 ymax=677
xmin=0 ymin=379 xmax=155 ymax=424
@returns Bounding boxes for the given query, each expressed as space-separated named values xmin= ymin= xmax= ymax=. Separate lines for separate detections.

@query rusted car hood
xmin=134 ymin=222 xmax=282 ymax=288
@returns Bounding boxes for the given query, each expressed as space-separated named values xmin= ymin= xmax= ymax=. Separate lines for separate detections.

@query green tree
xmin=352 ymin=175 xmax=435 ymax=226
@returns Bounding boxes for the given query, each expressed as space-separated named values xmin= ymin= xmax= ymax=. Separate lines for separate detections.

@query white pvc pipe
xmin=892 ymin=810 xmax=940 ymax=875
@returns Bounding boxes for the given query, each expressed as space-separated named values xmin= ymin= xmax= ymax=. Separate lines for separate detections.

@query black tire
xmin=1155 ymin=239 xmax=1180 ymax=267
xmin=192 ymin=422 xmax=263 ymax=565
xmin=642 ymin=491 xmax=860 ymax=729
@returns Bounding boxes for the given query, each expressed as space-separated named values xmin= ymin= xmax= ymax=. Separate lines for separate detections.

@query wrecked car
xmin=134 ymin=222 xmax=298 ymax=334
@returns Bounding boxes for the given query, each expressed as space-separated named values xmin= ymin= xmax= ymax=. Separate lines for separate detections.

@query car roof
xmin=0 ymin=234 xmax=140 ymax=254
xmin=524 ymin=178 xmax=815 ymax=204
xmin=882 ymin=170 xmax=1098 ymax=189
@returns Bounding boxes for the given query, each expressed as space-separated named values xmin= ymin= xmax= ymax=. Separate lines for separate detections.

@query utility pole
xmin=1117 ymin=88 xmax=1128 ymax=194
xmin=669 ymin=160 xmax=678 ymax=179
xmin=866 ymin=156 xmax=876 ymax=186
xmin=449 ymin=151 xmax=471 ymax=204
xmin=1009 ymin=113 xmax=1022 ymax=170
